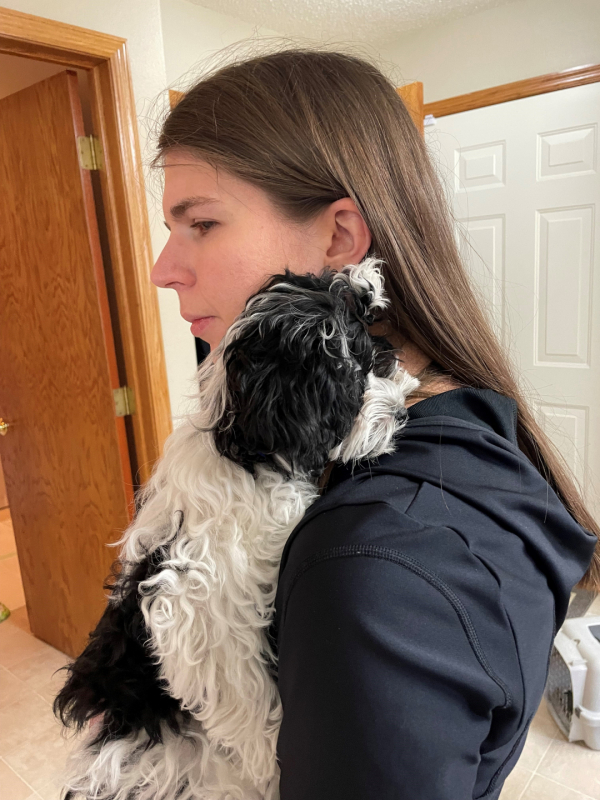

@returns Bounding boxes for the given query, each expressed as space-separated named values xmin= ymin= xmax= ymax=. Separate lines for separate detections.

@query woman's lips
xmin=190 ymin=317 xmax=215 ymax=337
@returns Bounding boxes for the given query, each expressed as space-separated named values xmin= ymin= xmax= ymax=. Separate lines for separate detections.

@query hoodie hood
xmin=313 ymin=387 xmax=597 ymax=630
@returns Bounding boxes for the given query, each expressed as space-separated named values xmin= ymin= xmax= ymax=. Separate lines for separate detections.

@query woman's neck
xmin=370 ymin=324 xmax=462 ymax=406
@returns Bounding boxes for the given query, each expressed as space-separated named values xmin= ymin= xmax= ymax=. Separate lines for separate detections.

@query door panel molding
xmin=0 ymin=5 xmax=172 ymax=483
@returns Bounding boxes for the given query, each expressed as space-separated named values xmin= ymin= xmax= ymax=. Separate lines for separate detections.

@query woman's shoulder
xmin=277 ymin=381 xmax=593 ymax=646
xmin=278 ymin=381 xmax=532 ymax=589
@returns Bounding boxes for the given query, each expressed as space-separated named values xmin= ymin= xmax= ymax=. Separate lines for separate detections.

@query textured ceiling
xmin=187 ymin=0 xmax=516 ymax=47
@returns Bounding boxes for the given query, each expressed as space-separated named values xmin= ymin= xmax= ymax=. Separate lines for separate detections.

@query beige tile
xmin=7 ymin=606 xmax=31 ymax=635
xmin=498 ymin=765 xmax=534 ymax=799
xmin=522 ymin=773 xmax=598 ymax=799
xmin=36 ymin=673 xmax=70 ymax=707
xmin=0 ymin=625 xmax=52 ymax=670
xmin=531 ymin=696 xmax=562 ymax=738
xmin=0 ymin=691 xmax=58 ymax=757
xmin=0 ymin=620 xmax=69 ymax=709
xmin=0 ymin=665 xmax=29 ymax=711
xmin=0 ymin=757 xmax=36 ymax=800
xmin=0 ymin=617 xmax=20 ymax=643
xmin=35 ymin=777 xmax=64 ymax=800
xmin=7 ymin=646 xmax=70 ymax=697
xmin=4 ymin=719 xmax=77 ymax=795
xmin=0 ymin=508 xmax=11 ymax=524
xmin=0 ymin=555 xmax=26 ymax=610
xmin=36 ymin=781 xmax=64 ymax=800
xmin=537 ymin=736 xmax=600 ymax=799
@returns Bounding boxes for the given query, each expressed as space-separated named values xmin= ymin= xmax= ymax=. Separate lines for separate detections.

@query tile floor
xmin=1 ymin=506 xmax=600 ymax=799
xmin=0 ymin=607 xmax=74 ymax=800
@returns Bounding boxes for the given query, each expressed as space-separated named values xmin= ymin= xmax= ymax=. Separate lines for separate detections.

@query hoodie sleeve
xmin=275 ymin=511 xmax=513 ymax=800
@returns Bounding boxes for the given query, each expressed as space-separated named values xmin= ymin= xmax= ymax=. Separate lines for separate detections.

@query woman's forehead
xmin=162 ymin=157 xmax=274 ymax=217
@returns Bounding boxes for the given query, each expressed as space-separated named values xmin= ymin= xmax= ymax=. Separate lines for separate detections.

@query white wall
xmin=161 ymin=0 xmax=281 ymax=87
xmin=379 ymin=0 xmax=600 ymax=103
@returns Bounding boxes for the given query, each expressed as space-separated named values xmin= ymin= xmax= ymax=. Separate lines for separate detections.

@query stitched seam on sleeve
xmin=284 ymin=543 xmax=513 ymax=710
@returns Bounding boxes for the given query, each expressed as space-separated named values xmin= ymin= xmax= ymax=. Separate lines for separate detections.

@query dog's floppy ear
xmin=213 ymin=263 xmax=397 ymax=479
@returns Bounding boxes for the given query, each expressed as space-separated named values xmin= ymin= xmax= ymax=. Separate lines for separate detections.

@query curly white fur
xmin=60 ymin=257 xmax=420 ymax=800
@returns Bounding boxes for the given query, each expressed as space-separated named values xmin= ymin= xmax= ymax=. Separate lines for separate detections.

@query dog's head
xmin=198 ymin=257 xmax=418 ymax=479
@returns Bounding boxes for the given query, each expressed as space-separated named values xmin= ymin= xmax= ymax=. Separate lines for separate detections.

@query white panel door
xmin=426 ymin=82 xmax=600 ymax=519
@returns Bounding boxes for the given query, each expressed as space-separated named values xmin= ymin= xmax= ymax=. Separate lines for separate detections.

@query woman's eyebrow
xmin=169 ymin=195 xmax=221 ymax=219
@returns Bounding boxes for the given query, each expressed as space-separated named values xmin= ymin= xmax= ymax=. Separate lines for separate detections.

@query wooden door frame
xmin=0 ymin=6 xmax=172 ymax=484
xmin=423 ymin=63 xmax=600 ymax=118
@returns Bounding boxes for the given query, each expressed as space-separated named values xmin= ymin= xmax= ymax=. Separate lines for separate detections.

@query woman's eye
xmin=191 ymin=221 xmax=216 ymax=234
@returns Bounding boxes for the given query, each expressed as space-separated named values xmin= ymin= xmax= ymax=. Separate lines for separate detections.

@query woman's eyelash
xmin=191 ymin=221 xmax=216 ymax=233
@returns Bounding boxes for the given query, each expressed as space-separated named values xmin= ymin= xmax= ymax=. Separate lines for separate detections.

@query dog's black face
xmin=213 ymin=267 xmax=397 ymax=479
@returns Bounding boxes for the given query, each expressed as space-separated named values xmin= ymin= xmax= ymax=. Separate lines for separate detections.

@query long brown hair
xmin=154 ymin=44 xmax=600 ymax=591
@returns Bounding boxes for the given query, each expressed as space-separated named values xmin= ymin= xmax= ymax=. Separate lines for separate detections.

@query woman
xmin=56 ymin=47 xmax=599 ymax=800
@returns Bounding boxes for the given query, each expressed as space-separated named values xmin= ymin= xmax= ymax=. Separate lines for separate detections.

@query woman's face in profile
xmin=151 ymin=151 xmax=329 ymax=350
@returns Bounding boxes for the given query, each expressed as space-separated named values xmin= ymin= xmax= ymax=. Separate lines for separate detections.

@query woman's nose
xmin=151 ymin=240 xmax=193 ymax=290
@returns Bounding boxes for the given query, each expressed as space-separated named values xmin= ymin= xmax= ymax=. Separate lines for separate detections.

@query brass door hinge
xmin=113 ymin=386 xmax=136 ymax=417
xmin=77 ymin=135 xmax=104 ymax=171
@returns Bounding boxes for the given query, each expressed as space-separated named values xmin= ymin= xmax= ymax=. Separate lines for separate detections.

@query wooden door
xmin=0 ymin=70 xmax=134 ymax=657
xmin=426 ymin=81 xmax=600 ymax=522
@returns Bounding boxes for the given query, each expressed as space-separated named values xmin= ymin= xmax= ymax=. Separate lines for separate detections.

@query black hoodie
xmin=272 ymin=388 xmax=597 ymax=800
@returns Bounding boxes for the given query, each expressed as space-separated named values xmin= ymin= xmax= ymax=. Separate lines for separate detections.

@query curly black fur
xmin=214 ymin=267 xmax=397 ymax=478
xmin=53 ymin=540 xmax=191 ymax=749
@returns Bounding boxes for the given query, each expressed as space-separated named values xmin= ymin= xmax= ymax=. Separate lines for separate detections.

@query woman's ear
xmin=321 ymin=197 xmax=372 ymax=271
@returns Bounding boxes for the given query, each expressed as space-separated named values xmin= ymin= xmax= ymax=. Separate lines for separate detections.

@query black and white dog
xmin=54 ymin=256 xmax=419 ymax=800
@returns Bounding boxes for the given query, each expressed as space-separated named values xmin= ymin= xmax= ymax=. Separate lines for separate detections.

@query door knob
xmin=0 ymin=418 xmax=9 ymax=436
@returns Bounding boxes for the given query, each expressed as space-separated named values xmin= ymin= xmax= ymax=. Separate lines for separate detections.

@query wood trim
xmin=0 ymin=6 xmax=124 ymax=66
xmin=397 ymin=81 xmax=424 ymax=135
xmin=0 ymin=6 xmax=172 ymax=483
xmin=424 ymin=63 xmax=600 ymax=119
xmin=169 ymin=88 xmax=184 ymax=109
xmin=90 ymin=50 xmax=172 ymax=481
